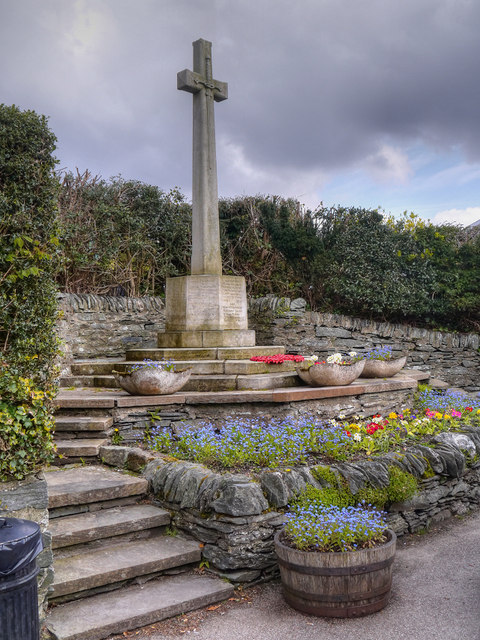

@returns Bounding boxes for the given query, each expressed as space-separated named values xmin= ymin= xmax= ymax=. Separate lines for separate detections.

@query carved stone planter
xmin=297 ymin=360 xmax=365 ymax=387
xmin=275 ymin=528 xmax=396 ymax=618
xmin=362 ymin=356 xmax=406 ymax=379
xmin=114 ymin=367 xmax=192 ymax=395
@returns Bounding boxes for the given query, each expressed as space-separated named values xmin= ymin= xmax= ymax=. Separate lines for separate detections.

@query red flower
xmin=466 ymin=407 xmax=473 ymax=412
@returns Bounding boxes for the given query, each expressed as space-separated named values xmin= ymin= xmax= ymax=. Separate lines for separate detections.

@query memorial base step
xmin=157 ymin=328 xmax=256 ymax=348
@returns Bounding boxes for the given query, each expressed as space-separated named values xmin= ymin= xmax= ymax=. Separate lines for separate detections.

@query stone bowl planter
xmin=113 ymin=367 xmax=192 ymax=395
xmin=362 ymin=356 xmax=407 ymax=378
xmin=274 ymin=528 xmax=396 ymax=618
xmin=297 ymin=359 xmax=365 ymax=387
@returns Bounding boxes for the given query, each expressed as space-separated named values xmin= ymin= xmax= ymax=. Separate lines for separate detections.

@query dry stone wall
xmin=56 ymin=293 xmax=479 ymax=390
xmin=250 ymin=296 xmax=480 ymax=391
xmin=99 ymin=435 xmax=480 ymax=585
xmin=57 ymin=293 xmax=165 ymax=368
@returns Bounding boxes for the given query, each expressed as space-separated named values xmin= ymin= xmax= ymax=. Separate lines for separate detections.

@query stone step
xmin=55 ymin=438 xmax=109 ymax=459
xmin=46 ymin=572 xmax=234 ymax=640
xmin=60 ymin=375 xmax=119 ymax=389
xmin=50 ymin=504 xmax=170 ymax=549
xmin=54 ymin=415 xmax=113 ymax=436
xmin=70 ymin=358 xmax=301 ymax=376
xmin=126 ymin=345 xmax=285 ymax=361
xmin=51 ymin=535 xmax=203 ymax=600
xmin=61 ymin=370 xmax=302 ymax=392
xmin=46 ymin=466 xmax=148 ymax=509
xmin=187 ymin=371 xmax=300 ymax=391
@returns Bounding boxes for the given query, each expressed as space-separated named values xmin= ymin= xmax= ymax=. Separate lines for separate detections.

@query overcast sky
xmin=1 ymin=0 xmax=480 ymax=226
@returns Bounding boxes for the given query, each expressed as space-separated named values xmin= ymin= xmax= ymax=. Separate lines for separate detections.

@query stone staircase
xmin=53 ymin=414 xmax=113 ymax=464
xmin=45 ymin=465 xmax=234 ymax=640
xmin=60 ymin=345 xmax=302 ymax=392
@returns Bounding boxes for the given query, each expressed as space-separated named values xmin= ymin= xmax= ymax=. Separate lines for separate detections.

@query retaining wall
xmin=250 ymin=296 xmax=480 ymax=391
xmin=99 ymin=429 xmax=480 ymax=585
xmin=57 ymin=293 xmax=479 ymax=390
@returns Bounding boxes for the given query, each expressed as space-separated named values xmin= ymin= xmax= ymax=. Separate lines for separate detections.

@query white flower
xmin=353 ymin=433 xmax=362 ymax=442
xmin=327 ymin=353 xmax=343 ymax=364
xmin=348 ymin=351 xmax=357 ymax=357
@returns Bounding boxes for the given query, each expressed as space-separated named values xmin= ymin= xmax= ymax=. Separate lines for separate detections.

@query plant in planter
xmin=297 ymin=352 xmax=365 ymax=386
xmin=362 ymin=346 xmax=406 ymax=378
xmin=113 ymin=359 xmax=191 ymax=395
xmin=275 ymin=501 xmax=396 ymax=618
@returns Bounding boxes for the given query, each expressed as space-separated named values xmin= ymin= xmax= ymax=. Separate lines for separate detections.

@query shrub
xmin=0 ymin=104 xmax=59 ymax=479
xmin=57 ymin=172 xmax=191 ymax=295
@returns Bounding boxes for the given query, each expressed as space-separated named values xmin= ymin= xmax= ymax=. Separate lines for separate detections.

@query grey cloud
xmin=1 ymin=0 xmax=480 ymax=195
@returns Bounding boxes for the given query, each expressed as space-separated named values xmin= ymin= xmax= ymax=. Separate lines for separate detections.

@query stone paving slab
xmin=46 ymin=466 xmax=148 ymax=508
xmin=50 ymin=504 xmax=170 ymax=549
xmin=46 ymin=573 xmax=234 ymax=640
xmin=51 ymin=535 xmax=202 ymax=598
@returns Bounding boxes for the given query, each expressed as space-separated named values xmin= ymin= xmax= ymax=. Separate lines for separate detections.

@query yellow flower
xmin=443 ymin=414 xmax=452 ymax=420
xmin=435 ymin=412 xmax=442 ymax=419
xmin=388 ymin=412 xmax=398 ymax=420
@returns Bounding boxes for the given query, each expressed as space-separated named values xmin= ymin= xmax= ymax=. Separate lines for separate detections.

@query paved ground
xmin=110 ymin=510 xmax=480 ymax=640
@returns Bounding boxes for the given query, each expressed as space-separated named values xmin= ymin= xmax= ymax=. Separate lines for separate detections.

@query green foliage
xmin=57 ymin=171 xmax=191 ymax=295
xmin=292 ymin=465 xmax=417 ymax=513
xmin=0 ymin=104 xmax=60 ymax=390
xmin=54 ymin=171 xmax=479 ymax=331
xmin=290 ymin=482 xmax=354 ymax=510
xmin=386 ymin=466 xmax=418 ymax=503
xmin=0 ymin=365 xmax=55 ymax=480
xmin=0 ymin=104 xmax=59 ymax=480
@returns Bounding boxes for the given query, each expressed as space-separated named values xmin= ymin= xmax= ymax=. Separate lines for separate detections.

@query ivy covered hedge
xmin=0 ymin=104 xmax=59 ymax=479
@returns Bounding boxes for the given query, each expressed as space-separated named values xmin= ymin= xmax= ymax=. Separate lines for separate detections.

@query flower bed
xmin=98 ymin=389 xmax=480 ymax=585
xmin=146 ymin=391 xmax=480 ymax=470
xmin=250 ymin=354 xmax=305 ymax=364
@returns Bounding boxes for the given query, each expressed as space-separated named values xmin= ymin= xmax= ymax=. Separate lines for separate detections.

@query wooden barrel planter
xmin=274 ymin=529 xmax=396 ymax=618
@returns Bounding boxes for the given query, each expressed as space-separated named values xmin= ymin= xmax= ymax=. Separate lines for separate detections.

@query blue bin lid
xmin=0 ymin=518 xmax=43 ymax=576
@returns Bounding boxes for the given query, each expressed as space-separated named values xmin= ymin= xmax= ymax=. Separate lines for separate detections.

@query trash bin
xmin=0 ymin=517 xmax=44 ymax=640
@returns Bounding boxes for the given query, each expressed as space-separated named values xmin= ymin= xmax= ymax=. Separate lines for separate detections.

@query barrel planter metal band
xmin=274 ymin=529 xmax=396 ymax=618
xmin=276 ymin=554 xmax=395 ymax=576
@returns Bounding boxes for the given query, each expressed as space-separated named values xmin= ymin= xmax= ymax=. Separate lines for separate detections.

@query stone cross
xmin=177 ymin=38 xmax=228 ymax=276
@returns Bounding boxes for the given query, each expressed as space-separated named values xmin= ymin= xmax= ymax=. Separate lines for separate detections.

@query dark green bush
xmin=57 ymin=172 xmax=191 ymax=295
xmin=0 ymin=104 xmax=59 ymax=479
xmin=54 ymin=174 xmax=479 ymax=332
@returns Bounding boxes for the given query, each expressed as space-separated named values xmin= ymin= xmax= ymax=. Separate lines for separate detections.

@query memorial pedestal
xmin=159 ymin=275 xmax=256 ymax=348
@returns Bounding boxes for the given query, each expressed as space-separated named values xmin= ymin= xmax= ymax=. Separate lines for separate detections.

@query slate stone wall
xmin=0 ymin=473 xmax=53 ymax=620
xmin=100 ymin=430 xmax=480 ymax=585
xmin=57 ymin=293 xmax=479 ymax=390
xmin=109 ymin=386 xmax=414 ymax=445
xmin=250 ymin=296 xmax=480 ymax=392
xmin=57 ymin=293 xmax=165 ymax=369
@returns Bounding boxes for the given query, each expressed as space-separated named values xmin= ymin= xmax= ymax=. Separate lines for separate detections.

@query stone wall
xmin=57 ymin=293 xmax=165 ymax=368
xmin=99 ymin=430 xmax=480 ymax=585
xmin=0 ymin=473 xmax=54 ymax=621
xmin=249 ymin=296 xmax=480 ymax=392
xmin=108 ymin=387 xmax=414 ymax=445
xmin=56 ymin=293 xmax=479 ymax=390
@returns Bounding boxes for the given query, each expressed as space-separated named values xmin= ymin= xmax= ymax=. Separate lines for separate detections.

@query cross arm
xmin=177 ymin=69 xmax=228 ymax=102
